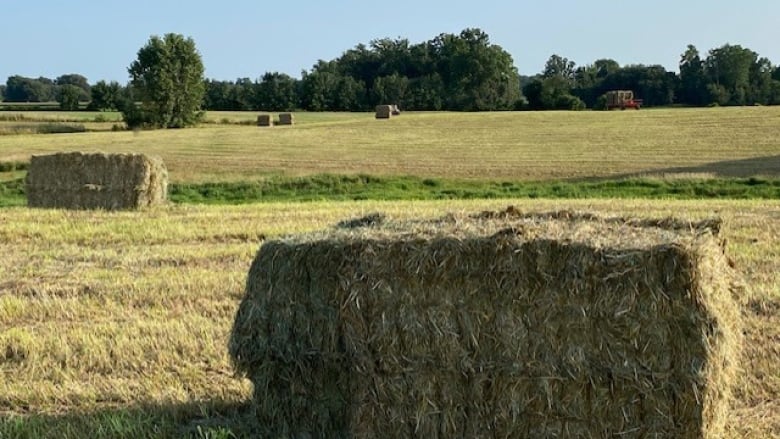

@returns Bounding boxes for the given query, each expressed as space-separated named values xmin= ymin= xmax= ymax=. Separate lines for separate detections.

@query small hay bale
xmin=257 ymin=114 xmax=273 ymax=127
xmin=26 ymin=152 xmax=167 ymax=210
xmin=375 ymin=105 xmax=393 ymax=119
xmin=229 ymin=210 xmax=741 ymax=438
xmin=278 ymin=113 xmax=295 ymax=125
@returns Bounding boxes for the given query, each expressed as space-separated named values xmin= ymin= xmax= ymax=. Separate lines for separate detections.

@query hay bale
xmin=26 ymin=152 xmax=167 ymax=210
xmin=375 ymin=105 xmax=393 ymax=119
xmin=257 ymin=114 xmax=273 ymax=127
xmin=229 ymin=210 xmax=740 ymax=438
xmin=278 ymin=113 xmax=295 ymax=125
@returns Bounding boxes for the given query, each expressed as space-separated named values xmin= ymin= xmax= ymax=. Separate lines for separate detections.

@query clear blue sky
xmin=2 ymin=0 xmax=778 ymax=83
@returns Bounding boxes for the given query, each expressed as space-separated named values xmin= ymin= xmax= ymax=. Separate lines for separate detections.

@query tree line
xmin=2 ymin=29 xmax=779 ymax=116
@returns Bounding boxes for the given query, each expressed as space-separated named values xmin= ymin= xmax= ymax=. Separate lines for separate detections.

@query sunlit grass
xmin=0 ymin=199 xmax=778 ymax=437
xmin=0 ymin=107 xmax=777 ymax=182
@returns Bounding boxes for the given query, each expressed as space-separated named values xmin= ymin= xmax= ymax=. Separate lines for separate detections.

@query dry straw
xmin=229 ymin=208 xmax=741 ymax=438
xmin=26 ymin=151 xmax=167 ymax=210
xmin=278 ymin=113 xmax=295 ymax=125
xmin=257 ymin=114 xmax=273 ymax=127
xmin=375 ymin=105 xmax=393 ymax=119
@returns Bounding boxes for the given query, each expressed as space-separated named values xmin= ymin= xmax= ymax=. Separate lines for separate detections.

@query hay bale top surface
xmin=279 ymin=207 xmax=722 ymax=249
xmin=30 ymin=151 xmax=163 ymax=164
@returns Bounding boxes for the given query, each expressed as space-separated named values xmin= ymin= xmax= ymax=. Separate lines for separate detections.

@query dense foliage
xmin=124 ymin=33 xmax=206 ymax=128
xmin=2 ymin=30 xmax=780 ymax=112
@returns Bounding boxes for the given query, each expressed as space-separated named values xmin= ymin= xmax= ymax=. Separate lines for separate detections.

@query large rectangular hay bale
xmin=257 ymin=114 xmax=273 ymax=126
xmin=278 ymin=113 xmax=294 ymax=125
xmin=375 ymin=105 xmax=393 ymax=119
xmin=229 ymin=210 xmax=740 ymax=438
xmin=26 ymin=152 xmax=168 ymax=210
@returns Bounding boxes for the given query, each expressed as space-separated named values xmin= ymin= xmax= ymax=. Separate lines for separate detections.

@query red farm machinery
xmin=605 ymin=90 xmax=642 ymax=110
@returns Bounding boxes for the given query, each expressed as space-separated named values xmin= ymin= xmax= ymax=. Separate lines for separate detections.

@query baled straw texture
xmin=257 ymin=114 xmax=273 ymax=126
xmin=278 ymin=113 xmax=295 ymax=125
xmin=375 ymin=105 xmax=393 ymax=119
xmin=229 ymin=209 xmax=740 ymax=438
xmin=26 ymin=151 xmax=167 ymax=210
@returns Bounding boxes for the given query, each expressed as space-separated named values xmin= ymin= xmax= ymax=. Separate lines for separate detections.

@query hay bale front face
xmin=26 ymin=152 xmax=168 ymax=210
xmin=278 ymin=113 xmax=294 ymax=125
xmin=229 ymin=212 xmax=740 ymax=438
xmin=375 ymin=105 xmax=393 ymax=119
xmin=257 ymin=114 xmax=272 ymax=126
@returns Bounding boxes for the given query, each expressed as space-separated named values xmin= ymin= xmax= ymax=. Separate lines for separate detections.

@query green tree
xmin=56 ymin=84 xmax=82 ymax=110
xmin=406 ymin=74 xmax=444 ymax=110
xmin=704 ymin=44 xmax=757 ymax=105
xmin=333 ymin=76 xmax=367 ymax=111
xmin=678 ymin=45 xmax=708 ymax=105
xmin=372 ymin=73 xmax=409 ymax=106
xmin=88 ymin=80 xmax=122 ymax=111
xmin=56 ymin=74 xmax=90 ymax=101
xmin=227 ymin=78 xmax=254 ymax=111
xmin=543 ymin=54 xmax=576 ymax=85
xmin=430 ymin=28 xmax=519 ymax=110
xmin=0 ymin=84 xmax=5 ymax=101
xmin=300 ymin=67 xmax=339 ymax=111
xmin=255 ymin=72 xmax=299 ymax=111
xmin=571 ymin=60 xmax=619 ymax=107
xmin=126 ymin=33 xmax=205 ymax=128
xmin=4 ymin=76 xmax=54 ymax=102
xmin=748 ymin=57 xmax=774 ymax=104
xmin=521 ymin=79 xmax=544 ymax=110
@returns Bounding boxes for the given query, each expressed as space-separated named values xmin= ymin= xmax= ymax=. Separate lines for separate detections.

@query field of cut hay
xmin=0 ymin=199 xmax=778 ymax=438
xmin=0 ymin=107 xmax=778 ymax=183
xmin=0 ymin=107 xmax=778 ymax=437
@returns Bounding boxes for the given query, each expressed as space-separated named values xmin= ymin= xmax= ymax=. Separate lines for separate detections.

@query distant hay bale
xmin=375 ymin=105 xmax=393 ymax=119
xmin=278 ymin=113 xmax=295 ymax=125
xmin=229 ymin=210 xmax=741 ymax=438
xmin=26 ymin=152 xmax=168 ymax=210
xmin=257 ymin=114 xmax=273 ymax=127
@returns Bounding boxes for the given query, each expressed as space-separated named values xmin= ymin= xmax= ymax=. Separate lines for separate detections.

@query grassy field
xmin=0 ymin=108 xmax=778 ymax=437
xmin=0 ymin=199 xmax=777 ymax=438
xmin=0 ymin=107 xmax=778 ymax=182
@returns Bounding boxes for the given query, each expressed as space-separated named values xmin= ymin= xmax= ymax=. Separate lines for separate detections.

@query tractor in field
xmin=605 ymin=90 xmax=642 ymax=110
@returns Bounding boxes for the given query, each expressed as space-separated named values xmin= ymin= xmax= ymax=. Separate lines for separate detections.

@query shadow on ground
xmin=610 ymin=154 xmax=780 ymax=180
xmin=0 ymin=399 xmax=258 ymax=439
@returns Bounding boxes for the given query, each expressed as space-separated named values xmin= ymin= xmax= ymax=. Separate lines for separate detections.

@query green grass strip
xmin=1 ymin=174 xmax=778 ymax=208
xmin=168 ymin=174 xmax=780 ymax=203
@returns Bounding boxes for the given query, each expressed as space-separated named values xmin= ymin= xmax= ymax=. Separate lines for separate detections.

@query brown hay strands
xmin=229 ymin=209 xmax=741 ymax=438
xmin=25 ymin=151 xmax=168 ymax=210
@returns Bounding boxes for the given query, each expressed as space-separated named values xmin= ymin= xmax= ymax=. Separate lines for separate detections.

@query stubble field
xmin=0 ymin=108 xmax=778 ymax=438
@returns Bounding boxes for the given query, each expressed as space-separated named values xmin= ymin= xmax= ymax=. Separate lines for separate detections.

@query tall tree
xmin=704 ymin=44 xmax=757 ymax=105
xmin=678 ymin=45 xmax=708 ymax=105
xmin=430 ymin=28 xmax=520 ymax=110
xmin=543 ymin=54 xmax=576 ymax=85
xmin=126 ymin=33 xmax=205 ymax=128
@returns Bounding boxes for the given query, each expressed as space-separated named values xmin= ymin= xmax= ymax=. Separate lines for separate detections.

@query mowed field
xmin=0 ymin=108 xmax=779 ymax=438
xmin=0 ymin=107 xmax=778 ymax=182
